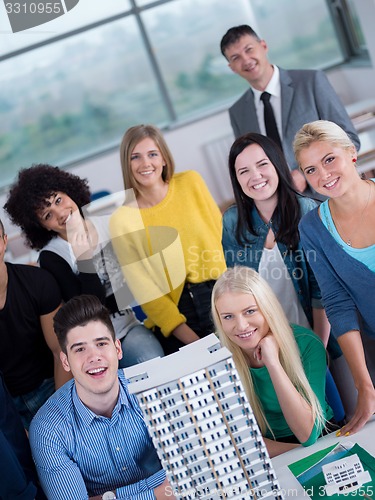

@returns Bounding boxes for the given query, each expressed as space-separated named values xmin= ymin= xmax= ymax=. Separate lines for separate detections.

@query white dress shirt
xmin=251 ymin=65 xmax=283 ymax=139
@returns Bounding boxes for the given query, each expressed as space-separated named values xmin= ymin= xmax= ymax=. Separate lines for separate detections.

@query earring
xmin=352 ymin=158 xmax=357 ymax=163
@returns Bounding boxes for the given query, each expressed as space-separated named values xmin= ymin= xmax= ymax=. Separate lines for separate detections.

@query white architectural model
xmin=124 ymin=334 xmax=284 ymax=499
xmin=323 ymin=454 xmax=371 ymax=496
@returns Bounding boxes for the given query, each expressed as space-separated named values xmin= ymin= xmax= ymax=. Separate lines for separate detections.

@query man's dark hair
xmin=54 ymin=295 xmax=115 ymax=354
xmin=4 ymin=164 xmax=91 ymax=250
xmin=220 ymin=25 xmax=261 ymax=58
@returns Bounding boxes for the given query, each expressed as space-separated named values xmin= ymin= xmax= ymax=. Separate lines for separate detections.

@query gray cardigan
xmin=299 ymin=208 xmax=375 ymax=338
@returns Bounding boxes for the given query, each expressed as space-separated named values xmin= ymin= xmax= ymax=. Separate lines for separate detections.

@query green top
xmin=250 ymin=324 xmax=333 ymax=447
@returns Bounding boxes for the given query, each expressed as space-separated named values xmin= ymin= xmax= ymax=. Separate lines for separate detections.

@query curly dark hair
xmin=4 ymin=164 xmax=91 ymax=250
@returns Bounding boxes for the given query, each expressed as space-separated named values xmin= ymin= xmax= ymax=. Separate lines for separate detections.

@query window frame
xmin=0 ymin=0 xmax=368 ymax=191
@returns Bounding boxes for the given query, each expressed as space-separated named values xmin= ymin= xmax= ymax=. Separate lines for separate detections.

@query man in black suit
xmin=220 ymin=25 xmax=360 ymax=194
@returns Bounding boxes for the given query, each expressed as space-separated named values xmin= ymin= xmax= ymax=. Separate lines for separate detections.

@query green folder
xmin=288 ymin=443 xmax=375 ymax=499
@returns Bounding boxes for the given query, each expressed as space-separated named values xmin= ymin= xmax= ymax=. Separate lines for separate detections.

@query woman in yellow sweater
xmin=110 ymin=124 xmax=226 ymax=354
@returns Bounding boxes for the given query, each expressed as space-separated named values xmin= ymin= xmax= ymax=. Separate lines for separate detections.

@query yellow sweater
xmin=110 ymin=170 xmax=226 ymax=336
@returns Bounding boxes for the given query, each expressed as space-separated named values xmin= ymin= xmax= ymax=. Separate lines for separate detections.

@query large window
xmin=0 ymin=0 xmax=367 ymax=189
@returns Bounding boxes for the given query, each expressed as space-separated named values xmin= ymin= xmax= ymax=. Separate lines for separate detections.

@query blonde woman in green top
xmin=212 ymin=266 xmax=333 ymax=457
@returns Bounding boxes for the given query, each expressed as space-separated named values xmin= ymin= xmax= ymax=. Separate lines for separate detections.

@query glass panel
xmin=0 ymin=0 xmax=355 ymax=190
xmin=0 ymin=0 xmax=131 ymax=57
xmin=0 ymin=16 xmax=168 ymax=188
xmin=346 ymin=0 xmax=366 ymax=48
xmin=250 ymin=0 xmax=343 ymax=69
xmin=141 ymin=0 xmax=253 ymax=120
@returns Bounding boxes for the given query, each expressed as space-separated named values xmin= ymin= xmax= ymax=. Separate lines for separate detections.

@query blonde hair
xmin=211 ymin=266 xmax=325 ymax=438
xmin=119 ymin=124 xmax=175 ymax=196
xmin=293 ymin=120 xmax=355 ymax=168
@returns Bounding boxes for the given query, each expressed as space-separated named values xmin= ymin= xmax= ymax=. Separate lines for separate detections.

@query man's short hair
xmin=54 ymin=295 xmax=115 ymax=353
xmin=220 ymin=24 xmax=261 ymax=58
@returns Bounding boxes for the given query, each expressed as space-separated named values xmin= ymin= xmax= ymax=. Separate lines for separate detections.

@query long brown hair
xmin=119 ymin=124 xmax=175 ymax=197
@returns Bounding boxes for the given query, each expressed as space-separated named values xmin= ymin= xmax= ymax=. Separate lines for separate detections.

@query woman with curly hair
xmin=4 ymin=164 xmax=164 ymax=368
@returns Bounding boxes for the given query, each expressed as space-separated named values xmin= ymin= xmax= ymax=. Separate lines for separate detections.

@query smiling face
xmin=216 ymin=291 xmax=270 ymax=358
xmin=225 ymin=34 xmax=273 ymax=89
xmin=235 ymin=143 xmax=279 ymax=204
xmin=130 ymin=137 xmax=166 ymax=190
xmin=38 ymin=192 xmax=79 ymax=238
xmin=298 ymin=141 xmax=357 ymax=197
xmin=60 ymin=320 xmax=122 ymax=408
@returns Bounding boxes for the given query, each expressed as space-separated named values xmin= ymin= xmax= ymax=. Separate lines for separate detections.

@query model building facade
xmin=124 ymin=334 xmax=284 ymax=499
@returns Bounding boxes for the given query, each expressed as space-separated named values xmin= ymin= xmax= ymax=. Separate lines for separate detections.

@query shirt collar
xmin=251 ymin=65 xmax=281 ymax=102
xmin=72 ymin=373 xmax=131 ymax=426
xmin=252 ymin=205 xmax=277 ymax=231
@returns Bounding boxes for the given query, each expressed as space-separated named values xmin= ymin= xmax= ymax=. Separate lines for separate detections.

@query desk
xmin=272 ymin=417 xmax=375 ymax=498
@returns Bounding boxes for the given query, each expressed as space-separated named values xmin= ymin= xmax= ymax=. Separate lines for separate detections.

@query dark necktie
xmin=260 ymin=91 xmax=282 ymax=150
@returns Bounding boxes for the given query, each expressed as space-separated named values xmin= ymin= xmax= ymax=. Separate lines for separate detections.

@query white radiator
xmin=201 ymin=133 xmax=235 ymax=209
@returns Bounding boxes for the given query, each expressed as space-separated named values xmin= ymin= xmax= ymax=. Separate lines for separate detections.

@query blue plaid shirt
xmin=29 ymin=370 xmax=165 ymax=500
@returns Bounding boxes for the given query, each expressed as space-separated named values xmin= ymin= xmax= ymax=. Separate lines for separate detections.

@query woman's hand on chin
xmin=255 ymin=334 xmax=280 ymax=368
xmin=66 ymin=211 xmax=94 ymax=260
